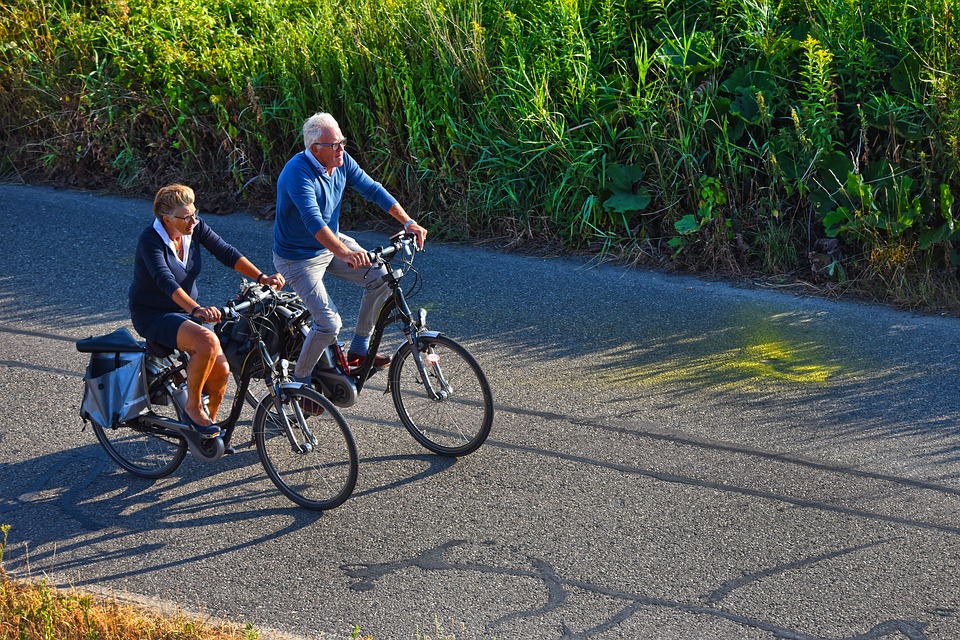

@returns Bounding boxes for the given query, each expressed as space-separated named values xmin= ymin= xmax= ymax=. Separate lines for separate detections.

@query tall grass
xmin=1 ymin=0 xmax=958 ymax=308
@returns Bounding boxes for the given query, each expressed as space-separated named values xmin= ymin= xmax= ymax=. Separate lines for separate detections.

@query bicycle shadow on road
xmin=0 ymin=436 xmax=457 ymax=589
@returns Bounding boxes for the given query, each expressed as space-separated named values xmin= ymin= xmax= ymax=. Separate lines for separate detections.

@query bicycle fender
xmin=386 ymin=330 xmax=444 ymax=387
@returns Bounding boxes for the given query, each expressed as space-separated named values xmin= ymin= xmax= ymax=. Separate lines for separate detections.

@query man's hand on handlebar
xmin=343 ymin=249 xmax=371 ymax=269
xmin=260 ymin=272 xmax=285 ymax=289
xmin=406 ymin=221 xmax=427 ymax=250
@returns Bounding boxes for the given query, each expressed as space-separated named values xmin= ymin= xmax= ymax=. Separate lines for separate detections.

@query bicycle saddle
xmin=76 ymin=327 xmax=145 ymax=353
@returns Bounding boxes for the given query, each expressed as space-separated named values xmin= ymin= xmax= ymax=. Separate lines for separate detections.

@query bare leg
xmin=177 ymin=322 xmax=221 ymax=427
xmin=202 ymin=353 xmax=231 ymax=421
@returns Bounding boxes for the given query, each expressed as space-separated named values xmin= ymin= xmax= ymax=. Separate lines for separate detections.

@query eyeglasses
xmin=172 ymin=213 xmax=199 ymax=224
xmin=313 ymin=139 xmax=348 ymax=150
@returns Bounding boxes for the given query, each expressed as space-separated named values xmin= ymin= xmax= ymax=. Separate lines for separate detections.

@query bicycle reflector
xmin=426 ymin=352 xmax=441 ymax=365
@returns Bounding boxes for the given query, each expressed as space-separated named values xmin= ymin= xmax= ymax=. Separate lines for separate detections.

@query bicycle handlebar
xmin=220 ymin=281 xmax=279 ymax=319
xmin=366 ymin=232 xmax=419 ymax=265
xmin=220 ymin=232 xmax=419 ymax=320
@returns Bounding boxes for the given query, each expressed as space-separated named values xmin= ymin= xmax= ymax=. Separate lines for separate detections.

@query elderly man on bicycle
xmin=272 ymin=112 xmax=427 ymax=385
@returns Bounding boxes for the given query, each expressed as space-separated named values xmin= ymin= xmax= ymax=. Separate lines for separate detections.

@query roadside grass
xmin=0 ymin=526 xmax=465 ymax=640
xmin=1 ymin=565 xmax=271 ymax=639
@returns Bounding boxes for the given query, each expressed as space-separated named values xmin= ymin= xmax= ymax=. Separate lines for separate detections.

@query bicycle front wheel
xmin=92 ymin=388 xmax=188 ymax=479
xmin=253 ymin=385 xmax=358 ymax=510
xmin=390 ymin=334 xmax=493 ymax=456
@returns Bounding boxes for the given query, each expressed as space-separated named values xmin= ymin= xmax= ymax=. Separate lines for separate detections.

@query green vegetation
xmin=1 ymin=0 xmax=958 ymax=309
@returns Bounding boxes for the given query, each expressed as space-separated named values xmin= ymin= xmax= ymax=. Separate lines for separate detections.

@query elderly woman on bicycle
xmin=129 ymin=184 xmax=284 ymax=437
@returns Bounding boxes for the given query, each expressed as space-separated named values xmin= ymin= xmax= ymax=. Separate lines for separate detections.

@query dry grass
xmin=0 ymin=525 xmax=469 ymax=640
xmin=0 ymin=524 xmax=358 ymax=640
xmin=1 ymin=570 xmax=270 ymax=640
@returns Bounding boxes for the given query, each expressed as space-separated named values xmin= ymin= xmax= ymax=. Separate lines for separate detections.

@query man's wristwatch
xmin=404 ymin=219 xmax=416 ymax=230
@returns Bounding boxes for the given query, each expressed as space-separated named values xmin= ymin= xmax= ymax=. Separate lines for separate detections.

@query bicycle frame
xmin=296 ymin=232 xmax=494 ymax=458
xmin=363 ymin=290 xmax=445 ymax=401
xmin=134 ymin=329 xmax=289 ymax=461
xmin=313 ymin=241 xmax=440 ymax=403
xmin=78 ymin=282 xmax=361 ymax=509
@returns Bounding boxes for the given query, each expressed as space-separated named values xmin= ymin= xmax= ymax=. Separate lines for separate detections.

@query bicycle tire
xmin=390 ymin=334 xmax=493 ymax=456
xmin=253 ymin=385 xmax=358 ymax=510
xmin=91 ymin=387 xmax=188 ymax=479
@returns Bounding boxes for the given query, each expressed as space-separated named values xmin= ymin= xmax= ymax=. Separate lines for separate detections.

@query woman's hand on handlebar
xmin=191 ymin=305 xmax=222 ymax=324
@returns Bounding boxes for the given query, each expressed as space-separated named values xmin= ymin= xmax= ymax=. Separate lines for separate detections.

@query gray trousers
xmin=274 ymin=234 xmax=390 ymax=378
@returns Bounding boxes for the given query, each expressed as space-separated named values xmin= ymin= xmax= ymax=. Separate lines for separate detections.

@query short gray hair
xmin=303 ymin=112 xmax=340 ymax=150
xmin=153 ymin=184 xmax=194 ymax=219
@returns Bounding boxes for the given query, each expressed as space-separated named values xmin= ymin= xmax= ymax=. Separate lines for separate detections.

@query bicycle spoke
xmin=391 ymin=335 xmax=493 ymax=456
xmin=254 ymin=386 xmax=358 ymax=510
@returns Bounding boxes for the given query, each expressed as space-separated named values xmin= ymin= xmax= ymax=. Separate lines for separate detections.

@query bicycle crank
xmin=138 ymin=414 xmax=226 ymax=461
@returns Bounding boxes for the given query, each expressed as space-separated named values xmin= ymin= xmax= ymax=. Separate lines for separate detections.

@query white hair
xmin=302 ymin=112 xmax=340 ymax=150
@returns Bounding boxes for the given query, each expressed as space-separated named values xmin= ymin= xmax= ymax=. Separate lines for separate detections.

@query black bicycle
xmin=77 ymin=282 xmax=359 ymax=510
xmin=285 ymin=232 xmax=495 ymax=456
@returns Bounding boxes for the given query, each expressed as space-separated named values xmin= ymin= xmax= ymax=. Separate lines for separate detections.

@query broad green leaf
xmin=919 ymin=222 xmax=953 ymax=250
xmin=942 ymin=183 xmax=955 ymax=219
xmin=822 ymin=207 xmax=851 ymax=238
xmin=817 ymin=152 xmax=854 ymax=193
xmin=890 ymin=53 xmax=921 ymax=94
xmin=674 ymin=214 xmax=701 ymax=235
xmin=603 ymin=190 xmax=652 ymax=213
xmin=607 ymin=163 xmax=645 ymax=193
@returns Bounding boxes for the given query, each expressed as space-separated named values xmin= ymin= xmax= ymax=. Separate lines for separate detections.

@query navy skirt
xmin=130 ymin=305 xmax=196 ymax=350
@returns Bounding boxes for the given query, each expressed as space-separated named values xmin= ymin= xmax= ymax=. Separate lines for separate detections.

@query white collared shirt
xmin=304 ymin=149 xmax=331 ymax=176
xmin=153 ymin=218 xmax=191 ymax=267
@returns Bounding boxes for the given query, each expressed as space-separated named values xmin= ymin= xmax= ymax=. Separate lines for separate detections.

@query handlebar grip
xmin=222 ymin=300 xmax=249 ymax=317
xmin=220 ymin=281 xmax=276 ymax=320
xmin=368 ymin=231 xmax=419 ymax=264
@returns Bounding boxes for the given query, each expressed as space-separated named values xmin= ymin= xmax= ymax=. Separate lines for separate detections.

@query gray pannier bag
xmin=79 ymin=328 xmax=150 ymax=429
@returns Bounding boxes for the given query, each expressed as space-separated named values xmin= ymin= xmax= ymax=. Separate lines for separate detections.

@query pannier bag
xmin=216 ymin=314 xmax=282 ymax=379
xmin=217 ymin=315 xmax=260 ymax=378
xmin=80 ymin=345 xmax=149 ymax=429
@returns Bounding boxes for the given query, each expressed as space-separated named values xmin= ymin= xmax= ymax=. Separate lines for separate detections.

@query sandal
xmin=183 ymin=411 xmax=221 ymax=439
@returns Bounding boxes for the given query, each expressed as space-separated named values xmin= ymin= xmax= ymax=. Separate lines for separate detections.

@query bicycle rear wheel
xmin=92 ymin=388 xmax=188 ymax=479
xmin=253 ymin=385 xmax=358 ymax=510
xmin=390 ymin=334 xmax=493 ymax=456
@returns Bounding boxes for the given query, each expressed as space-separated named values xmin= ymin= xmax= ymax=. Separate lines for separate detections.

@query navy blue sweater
xmin=128 ymin=219 xmax=242 ymax=318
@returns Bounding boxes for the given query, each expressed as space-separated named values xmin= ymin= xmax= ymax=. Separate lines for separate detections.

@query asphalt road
xmin=1 ymin=182 xmax=959 ymax=640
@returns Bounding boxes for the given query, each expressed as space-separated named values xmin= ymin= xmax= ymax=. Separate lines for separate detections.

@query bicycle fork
xmin=258 ymin=340 xmax=318 ymax=454
xmin=404 ymin=328 xmax=451 ymax=402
